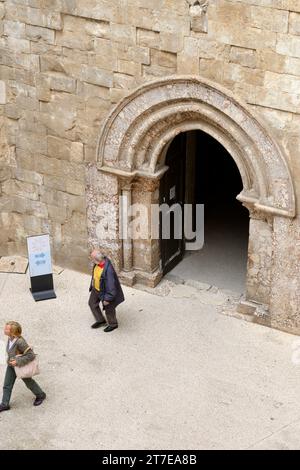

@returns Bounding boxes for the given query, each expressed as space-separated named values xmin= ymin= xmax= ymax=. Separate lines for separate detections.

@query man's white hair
xmin=92 ymin=250 xmax=105 ymax=262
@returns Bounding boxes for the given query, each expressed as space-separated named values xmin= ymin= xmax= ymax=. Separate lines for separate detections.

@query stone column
xmin=244 ymin=205 xmax=274 ymax=306
xmin=117 ymin=176 xmax=137 ymax=286
xmin=148 ymin=177 xmax=161 ymax=273
xmin=119 ymin=177 xmax=134 ymax=272
xmin=269 ymin=215 xmax=300 ymax=334
xmin=131 ymin=176 xmax=162 ymax=287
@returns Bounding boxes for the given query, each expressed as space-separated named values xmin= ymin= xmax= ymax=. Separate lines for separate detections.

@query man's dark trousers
xmin=88 ymin=287 xmax=118 ymax=327
xmin=2 ymin=365 xmax=44 ymax=407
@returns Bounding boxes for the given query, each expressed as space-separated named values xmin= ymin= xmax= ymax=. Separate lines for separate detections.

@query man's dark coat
xmin=89 ymin=257 xmax=125 ymax=307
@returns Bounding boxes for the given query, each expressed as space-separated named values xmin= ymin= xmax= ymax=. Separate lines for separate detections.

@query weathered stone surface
xmin=269 ymin=216 xmax=300 ymax=334
xmin=80 ymin=65 xmax=113 ymax=87
xmin=151 ymin=49 xmax=177 ymax=69
xmin=5 ymin=4 xmax=63 ymax=30
xmin=117 ymin=59 xmax=141 ymax=77
xmin=25 ymin=24 xmax=55 ymax=43
xmin=289 ymin=12 xmax=300 ymax=35
xmin=0 ymin=0 xmax=300 ymax=335
xmin=3 ymin=20 xmax=26 ymax=38
xmin=0 ymin=255 xmax=28 ymax=273
xmin=230 ymin=46 xmax=257 ymax=68
xmin=92 ymin=38 xmax=118 ymax=70
xmin=248 ymin=5 xmax=289 ymax=33
xmin=160 ymin=32 xmax=183 ymax=53
xmin=276 ymin=33 xmax=300 ymax=58
xmin=2 ymin=179 xmax=40 ymax=201
xmin=110 ymin=22 xmax=136 ymax=46
xmin=113 ymin=72 xmax=137 ymax=89
xmin=47 ymin=203 xmax=67 ymax=222
xmin=56 ymin=29 xmax=93 ymax=50
xmin=14 ymin=167 xmax=43 ymax=186
xmin=16 ymin=131 xmax=47 ymax=154
xmin=137 ymin=28 xmax=160 ymax=48
xmin=246 ymin=216 xmax=273 ymax=304
xmin=47 ymin=135 xmax=72 ymax=160
xmin=264 ymin=70 xmax=300 ymax=94
xmin=0 ymin=80 xmax=6 ymax=104
xmin=117 ymin=44 xmax=150 ymax=65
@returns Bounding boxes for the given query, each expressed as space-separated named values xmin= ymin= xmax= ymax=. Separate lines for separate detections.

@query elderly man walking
xmin=88 ymin=250 xmax=125 ymax=332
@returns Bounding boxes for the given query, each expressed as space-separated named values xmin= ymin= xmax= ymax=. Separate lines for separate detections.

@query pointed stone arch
xmin=97 ymin=75 xmax=295 ymax=218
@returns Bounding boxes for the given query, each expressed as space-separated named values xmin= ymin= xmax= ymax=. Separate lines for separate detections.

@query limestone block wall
xmin=0 ymin=0 xmax=299 ymax=282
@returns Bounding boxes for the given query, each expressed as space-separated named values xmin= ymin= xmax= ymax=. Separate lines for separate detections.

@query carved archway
xmin=97 ymin=76 xmax=295 ymax=218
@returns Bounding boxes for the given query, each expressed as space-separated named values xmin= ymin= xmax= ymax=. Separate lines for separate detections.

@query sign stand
xmin=26 ymin=234 xmax=56 ymax=301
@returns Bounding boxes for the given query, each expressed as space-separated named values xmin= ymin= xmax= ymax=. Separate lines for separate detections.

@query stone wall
xmin=0 ymin=0 xmax=299 ymax=284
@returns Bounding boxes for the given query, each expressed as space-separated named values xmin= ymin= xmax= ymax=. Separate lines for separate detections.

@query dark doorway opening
xmin=159 ymin=130 xmax=249 ymax=293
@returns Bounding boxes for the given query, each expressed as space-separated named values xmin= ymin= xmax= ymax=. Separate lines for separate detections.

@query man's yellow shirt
xmin=93 ymin=264 xmax=104 ymax=292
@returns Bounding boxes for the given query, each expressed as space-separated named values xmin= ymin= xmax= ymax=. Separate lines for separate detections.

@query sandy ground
xmin=0 ymin=268 xmax=300 ymax=450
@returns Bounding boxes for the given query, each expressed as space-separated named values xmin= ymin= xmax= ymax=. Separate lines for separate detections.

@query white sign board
xmin=27 ymin=234 xmax=53 ymax=278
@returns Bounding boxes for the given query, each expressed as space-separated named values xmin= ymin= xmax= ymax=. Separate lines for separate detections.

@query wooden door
xmin=159 ymin=134 xmax=186 ymax=274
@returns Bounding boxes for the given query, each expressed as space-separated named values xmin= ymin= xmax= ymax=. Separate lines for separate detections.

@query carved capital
xmin=119 ymin=175 xmax=134 ymax=191
xmin=242 ymin=202 xmax=273 ymax=225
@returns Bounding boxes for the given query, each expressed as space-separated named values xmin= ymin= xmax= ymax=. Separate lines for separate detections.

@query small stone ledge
xmin=222 ymin=295 xmax=271 ymax=327
xmin=119 ymin=268 xmax=163 ymax=288
xmin=237 ymin=298 xmax=270 ymax=318
xmin=119 ymin=270 xmax=136 ymax=287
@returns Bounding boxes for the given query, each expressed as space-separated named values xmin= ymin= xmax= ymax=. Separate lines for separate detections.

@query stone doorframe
xmin=92 ymin=76 xmax=296 ymax=321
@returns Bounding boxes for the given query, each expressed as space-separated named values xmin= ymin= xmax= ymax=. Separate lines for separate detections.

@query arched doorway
xmin=160 ymin=130 xmax=249 ymax=293
xmin=88 ymin=76 xmax=296 ymax=331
